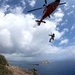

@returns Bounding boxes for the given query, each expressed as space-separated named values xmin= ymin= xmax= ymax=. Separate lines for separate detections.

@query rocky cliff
xmin=0 ymin=54 xmax=39 ymax=75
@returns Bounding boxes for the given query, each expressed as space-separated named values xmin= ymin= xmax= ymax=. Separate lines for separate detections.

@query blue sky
xmin=0 ymin=0 xmax=75 ymax=61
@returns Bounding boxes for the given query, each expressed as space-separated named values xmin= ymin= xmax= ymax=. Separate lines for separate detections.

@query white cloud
xmin=18 ymin=30 xmax=33 ymax=48
xmin=8 ymin=6 xmax=24 ymax=14
xmin=21 ymin=0 xmax=26 ymax=6
xmin=72 ymin=5 xmax=75 ymax=8
xmin=59 ymin=39 xmax=69 ymax=45
xmin=4 ymin=45 xmax=75 ymax=61
xmin=0 ymin=9 xmax=65 ymax=61
xmin=0 ymin=29 xmax=13 ymax=47
xmin=64 ymin=2 xmax=69 ymax=11
xmin=63 ymin=28 xmax=69 ymax=32
xmin=3 ymin=53 xmax=34 ymax=61
xmin=0 ymin=11 xmax=5 ymax=18
xmin=71 ymin=24 xmax=75 ymax=30
xmin=28 ymin=0 xmax=36 ymax=7
xmin=67 ymin=10 xmax=74 ymax=15
xmin=0 ymin=4 xmax=10 ymax=13
xmin=74 ymin=37 xmax=75 ymax=40
xmin=54 ymin=8 xmax=64 ymax=17
xmin=62 ymin=46 xmax=75 ymax=55
xmin=53 ymin=8 xmax=64 ymax=23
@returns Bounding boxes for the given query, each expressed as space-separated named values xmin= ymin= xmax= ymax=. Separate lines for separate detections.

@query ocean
xmin=9 ymin=59 xmax=75 ymax=75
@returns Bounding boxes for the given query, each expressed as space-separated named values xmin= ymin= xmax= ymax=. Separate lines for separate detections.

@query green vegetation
xmin=32 ymin=71 xmax=39 ymax=75
xmin=0 ymin=54 xmax=9 ymax=66
xmin=32 ymin=69 xmax=39 ymax=75
xmin=0 ymin=65 xmax=12 ymax=75
xmin=0 ymin=54 xmax=12 ymax=75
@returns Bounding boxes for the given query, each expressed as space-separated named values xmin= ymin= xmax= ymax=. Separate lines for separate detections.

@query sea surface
xmin=9 ymin=59 xmax=75 ymax=75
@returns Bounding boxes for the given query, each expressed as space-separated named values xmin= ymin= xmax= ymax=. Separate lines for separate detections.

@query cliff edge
xmin=0 ymin=54 xmax=39 ymax=75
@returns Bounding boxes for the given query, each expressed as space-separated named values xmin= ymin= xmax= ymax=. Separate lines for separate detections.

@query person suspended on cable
xmin=49 ymin=33 xmax=55 ymax=42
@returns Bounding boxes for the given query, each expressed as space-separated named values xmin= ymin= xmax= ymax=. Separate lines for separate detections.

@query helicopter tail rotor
xmin=35 ymin=20 xmax=46 ymax=26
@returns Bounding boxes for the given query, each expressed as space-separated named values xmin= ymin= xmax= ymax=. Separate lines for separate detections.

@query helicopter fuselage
xmin=41 ymin=2 xmax=59 ymax=20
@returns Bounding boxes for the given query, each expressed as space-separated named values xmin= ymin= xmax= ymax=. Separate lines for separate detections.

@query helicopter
xmin=28 ymin=0 xmax=66 ymax=26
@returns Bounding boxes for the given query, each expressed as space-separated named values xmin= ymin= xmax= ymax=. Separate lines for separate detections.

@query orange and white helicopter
xmin=28 ymin=0 xmax=66 ymax=26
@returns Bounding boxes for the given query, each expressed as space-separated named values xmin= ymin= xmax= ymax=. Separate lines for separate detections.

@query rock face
xmin=0 ymin=54 xmax=39 ymax=75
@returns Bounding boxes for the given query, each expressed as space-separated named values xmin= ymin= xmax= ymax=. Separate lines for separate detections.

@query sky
xmin=0 ymin=0 xmax=75 ymax=62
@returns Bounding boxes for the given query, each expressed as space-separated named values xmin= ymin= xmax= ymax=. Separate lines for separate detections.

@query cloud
xmin=71 ymin=24 xmax=75 ymax=30
xmin=64 ymin=2 xmax=69 ymax=11
xmin=0 ymin=4 xmax=10 ymax=13
xmin=63 ymin=28 xmax=69 ymax=32
xmin=8 ymin=6 xmax=24 ymax=14
xmin=21 ymin=0 xmax=26 ymax=6
xmin=59 ymin=39 xmax=69 ymax=45
xmin=0 ymin=11 xmax=5 ymax=17
xmin=72 ymin=5 xmax=75 ymax=8
xmin=52 ymin=8 xmax=64 ymax=23
xmin=0 ymin=29 xmax=13 ymax=47
xmin=67 ymin=10 xmax=74 ymax=16
xmin=3 ymin=45 xmax=75 ymax=61
xmin=0 ymin=5 xmax=66 ymax=61
xmin=28 ymin=0 xmax=36 ymax=7
xmin=74 ymin=37 xmax=75 ymax=40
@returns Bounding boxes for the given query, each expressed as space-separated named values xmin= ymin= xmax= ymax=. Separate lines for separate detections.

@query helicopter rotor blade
xmin=43 ymin=0 xmax=47 ymax=6
xmin=59 ymin=2 xmax=66 ymax=5
xmin=45 ymin=0 xmax=47 ymax=4
xmin=28 ymin=7 xmax=43 ymax=13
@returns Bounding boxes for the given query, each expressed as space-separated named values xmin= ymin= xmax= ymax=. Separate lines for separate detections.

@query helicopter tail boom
xmin=35 ymin=20 xmax=46 ymax=26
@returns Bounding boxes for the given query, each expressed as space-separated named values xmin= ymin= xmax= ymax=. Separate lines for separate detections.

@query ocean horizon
xmin=9 ymin=59 xmax=75 ymax=75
